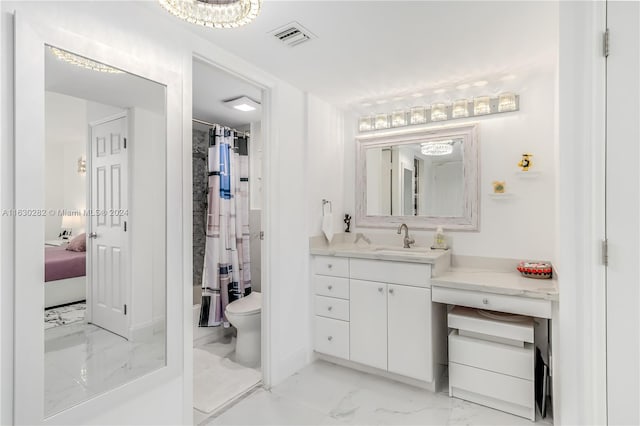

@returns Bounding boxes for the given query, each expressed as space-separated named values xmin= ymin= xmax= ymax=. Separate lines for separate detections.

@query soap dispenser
xmin=431 ymin=226 xmax=448 ymax=250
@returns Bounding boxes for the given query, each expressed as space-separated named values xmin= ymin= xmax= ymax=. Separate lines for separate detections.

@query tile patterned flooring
xmin=205 ymin=360 xmax=553 ymax=426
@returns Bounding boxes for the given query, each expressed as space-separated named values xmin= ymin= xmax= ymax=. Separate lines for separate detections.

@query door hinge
xmin=124 ymin=221 xmax=127 ymax=232
xmin=602 ymin=239 xmax=608 ymax=266
xmin=604 ymin=28 xmax=610 ymax=58
xmin=124 ymin=304 xmax=127 ymax=315
xmin=260 ymin=231 xmax=265 ymax=240
xmin=124 ymin=137 xmax=127 ymax=149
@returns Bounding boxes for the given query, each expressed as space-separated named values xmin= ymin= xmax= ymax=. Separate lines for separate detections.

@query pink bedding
xmin=45 ymin=246 xmax=86 ymax=282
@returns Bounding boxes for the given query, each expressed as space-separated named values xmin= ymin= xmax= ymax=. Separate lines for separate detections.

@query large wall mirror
xmin=356 ymin=124 xmax=479 ymax=230
xmin=43 ymin=45 xmax=167 ymax=416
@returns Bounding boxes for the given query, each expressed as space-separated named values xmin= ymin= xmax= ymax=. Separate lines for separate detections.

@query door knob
xmin=88 ymin=232 xmax=98 ymax=239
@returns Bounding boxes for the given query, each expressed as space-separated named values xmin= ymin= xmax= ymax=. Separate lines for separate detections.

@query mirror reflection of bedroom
xmin=44 ymin=46 xmax=167 ymax=417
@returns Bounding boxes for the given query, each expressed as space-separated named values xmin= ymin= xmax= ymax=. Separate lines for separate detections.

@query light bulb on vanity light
xmin=374 ymin=113 xmax=390 ymax=130
xmin=498 ymin=92 xmax=517 ymax=112
xmin=358 ymin=116 xmax=373 ymax=132
xmin=430 ymin=103 xmax=448 ymax=121
xmin=391 ymin=110 xmax=407 ymax=127
xmin=452 ymin=99 xmax=469 ymax=118
xmin=473 ymin=96 xmax=491 ymax=115
xmin=410 ymin=107 xmax=427 ymax=125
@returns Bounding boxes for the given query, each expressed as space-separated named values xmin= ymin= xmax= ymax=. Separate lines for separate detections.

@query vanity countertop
xmin=310 ymin=243 xmax=450 ymax=265
xmin=431 ymin=268 xmax=559 ymax=301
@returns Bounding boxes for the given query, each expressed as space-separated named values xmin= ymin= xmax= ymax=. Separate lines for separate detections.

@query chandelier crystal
xmin=49 ymin=47 xmax=123 ymax=74
xmin=159 ymin=0 xmax=262 ymax=29
xmin=421 ymin=141 xmax=453 ymax=156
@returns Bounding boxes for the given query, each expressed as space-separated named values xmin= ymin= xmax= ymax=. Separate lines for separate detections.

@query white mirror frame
xmin=13 ymin=12 xmax=182 ymax=425
xmin=355 ymin=123 xmax=479 ymax=231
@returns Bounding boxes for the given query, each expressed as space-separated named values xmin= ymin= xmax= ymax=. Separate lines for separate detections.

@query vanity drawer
xmin=432 ymin=286 xmax=552 ymax=319
xmin=449 ymin=362 xmax=534 ymax=419
xmin=350 ymin=258 xmax=431 ymax=287
xmin=314 ymin=295 xmax=349 ymax=321
xmin=314 ymin=275 xmax=349 ymax=299
xmin=449 ymin=330 xmax=534 ymax=380
xmin=313 ymin=256 xmax=349 ymax=277
xmin=447 ymin=306 xmax=534 ymax=343
xmin=314 ymin=316 xmax=349 ymax=360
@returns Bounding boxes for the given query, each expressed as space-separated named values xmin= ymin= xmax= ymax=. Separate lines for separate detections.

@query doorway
xmin=191 ymin=58 xmax=265 ymax=423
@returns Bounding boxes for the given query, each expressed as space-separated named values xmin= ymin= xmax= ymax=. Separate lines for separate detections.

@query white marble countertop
xmin=431 ymin=267 xmax=559 ymax=301
xmin=310 ymin=242 xmax=450 ymax=265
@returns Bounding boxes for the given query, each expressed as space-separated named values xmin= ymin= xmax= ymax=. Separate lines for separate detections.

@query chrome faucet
xmin=397 ymin=223 xmax=415 ymax=248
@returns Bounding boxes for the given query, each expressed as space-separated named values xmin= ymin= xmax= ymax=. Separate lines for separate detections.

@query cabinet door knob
xmin=378 ymin=287 xmax=384 ymax=293
xmin=327 ymin=336 xmax=333 ymax=341
xmin=327 ymin=285 xmax=333 ymax=290
xmin=327 ymin=306 xmax=333 ymax=311
xmin=389 ymin=288 xmax=395 ymax=295
xmin=327 ymin=264 xmax=333 ymax=269
xmin=482 ymin=298 xmax=489 ymax=305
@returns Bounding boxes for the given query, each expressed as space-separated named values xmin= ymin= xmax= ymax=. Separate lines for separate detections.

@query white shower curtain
xmin=199 ymin=126 xmax=251 ymax=327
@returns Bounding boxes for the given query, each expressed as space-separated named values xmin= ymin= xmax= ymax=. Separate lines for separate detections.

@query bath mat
xmin=193 ymin=347 xmax=262 ymax=414
xmin=44 ymin=302 xmax=86 ymax=330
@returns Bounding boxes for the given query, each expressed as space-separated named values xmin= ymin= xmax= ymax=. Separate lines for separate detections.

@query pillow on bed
xmin=66 ymin=233 xmax=86 ymax=252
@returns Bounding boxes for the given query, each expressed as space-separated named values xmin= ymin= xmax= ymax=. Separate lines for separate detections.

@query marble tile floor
xmin=45 ymin=323 xmax=165 ymax=416
xmin=205 ymin=360 xmax=553 ymax=426
xmin=44 ymin=302 xmax=86 ymax=330
xmin=194 ymin=335 xmax=262 ymax=425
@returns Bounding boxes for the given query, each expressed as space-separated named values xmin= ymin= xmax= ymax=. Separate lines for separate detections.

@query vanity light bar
xmin=358 ymin=93 xmax=519 ymax=133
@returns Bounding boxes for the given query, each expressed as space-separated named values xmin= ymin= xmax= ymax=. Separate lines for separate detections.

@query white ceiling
xmin=45 ymin=47 xmax=166 ymax=114
xmin=148 ymin=1 xmax=558 ymax=111
xmin=192 ymin=59 xmax=262 ymax=128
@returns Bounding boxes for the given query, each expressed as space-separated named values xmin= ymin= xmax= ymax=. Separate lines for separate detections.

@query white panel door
xmin=606 ymin=2 xmax=640 ymax=423
xmin=349 ymin=279 xmax=387 ymax=370
xmin=90 ymin=115 xmax=129 ymax=339
xmin=387 ymin=284 xmax=432 ymax=382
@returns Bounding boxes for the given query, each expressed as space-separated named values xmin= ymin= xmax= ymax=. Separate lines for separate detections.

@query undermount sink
xmin=373 ymin=246 xmax=433 ymax=255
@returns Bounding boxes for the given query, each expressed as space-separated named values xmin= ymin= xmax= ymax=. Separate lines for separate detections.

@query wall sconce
xmin=77 ymin=157 xmax=86 ymax=174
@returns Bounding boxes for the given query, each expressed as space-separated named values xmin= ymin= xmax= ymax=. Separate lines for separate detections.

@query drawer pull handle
xmin=389 ymin=288 xmax=394 ymax=295
xmin=327 ymin=264 xmax=333 ymax=269
xmin=327 ymin=306 xmax=333 ymax=311
xmin=327 ymin=285 xmax=333 ymax=290
xmin=482 ymin=298 xmax=489 ymax=305
xmin=327 ymin=336 xmax=333 ymax=341
xmin=378 ymin=287 xmax=384 ymax=293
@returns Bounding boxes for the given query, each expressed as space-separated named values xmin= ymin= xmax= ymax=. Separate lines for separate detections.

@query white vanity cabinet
xmin=312 ymin=255 xmax=445 ymax=388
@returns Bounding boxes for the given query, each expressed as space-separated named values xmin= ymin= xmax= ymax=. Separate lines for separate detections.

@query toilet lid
xmin=226 ymin=292 xmax=261 ymax=315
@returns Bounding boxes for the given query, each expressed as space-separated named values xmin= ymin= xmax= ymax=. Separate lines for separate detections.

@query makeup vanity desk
xmin=431 ymin=261 xmax=559 ymax=422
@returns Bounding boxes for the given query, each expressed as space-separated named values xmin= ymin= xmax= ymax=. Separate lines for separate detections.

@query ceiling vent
xmin=270 ymin=22 xmax=315 ymax=47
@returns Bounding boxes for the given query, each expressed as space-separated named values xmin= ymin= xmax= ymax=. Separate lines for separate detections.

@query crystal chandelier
xmin=159 ymin=0 xmax=262 ymax=29
xmin=421 ymin=141 xmax=453 ymax=156
xmin=49 ymin=47 xmax=123 ymax=74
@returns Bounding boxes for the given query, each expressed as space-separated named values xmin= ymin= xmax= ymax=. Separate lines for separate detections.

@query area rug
xmin=193 ymin=347 xmax=262 ymax=414
xmin=44 ymin=302 xmax=86 ymax=330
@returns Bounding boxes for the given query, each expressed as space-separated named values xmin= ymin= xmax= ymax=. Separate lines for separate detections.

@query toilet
xmin=225 ymin=292 xmax=262 ymax=367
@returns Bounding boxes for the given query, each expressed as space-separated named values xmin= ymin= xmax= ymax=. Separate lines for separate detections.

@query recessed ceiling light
xmin=433 ymin=88 xmax=447 ymax=94
xmin=224 ymin=96 xmax=261 ymax=112
xmin=456 ymin=84 xmax=470 ymax=90
xmin=412 ymin=93 xmax=423 ymax=98
xmin=473 ymin=80 xmax=489 ymax=87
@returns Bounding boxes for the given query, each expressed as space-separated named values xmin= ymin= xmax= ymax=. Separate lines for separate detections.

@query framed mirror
xmin=356 ymin=124 xmax=479 ymax=230
xmin=13 ymin=14 xmax=183 ymax=423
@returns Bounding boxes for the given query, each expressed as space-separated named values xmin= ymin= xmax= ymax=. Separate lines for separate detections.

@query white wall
xmin=129 ymin=107 xmax=167 ymax=337
xmin=343 ymin=70 xmax=558 ymax=262
xmin=307 ymin=94 xmax=345 ymax=237
xmin=45 ymin=92 xmax=87 ymax=239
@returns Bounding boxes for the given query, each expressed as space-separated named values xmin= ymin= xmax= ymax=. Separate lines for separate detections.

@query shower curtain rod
xmin=192 ymin=118 xmax=250 ymax=137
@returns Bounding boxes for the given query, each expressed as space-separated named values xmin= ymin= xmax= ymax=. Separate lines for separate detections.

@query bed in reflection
xmin=44 ymin=237 xmax=86 ymax=309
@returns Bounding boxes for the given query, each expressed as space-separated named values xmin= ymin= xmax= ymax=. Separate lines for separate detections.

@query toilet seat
xmin=226 ymin=292 xmax=261 ymax=316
